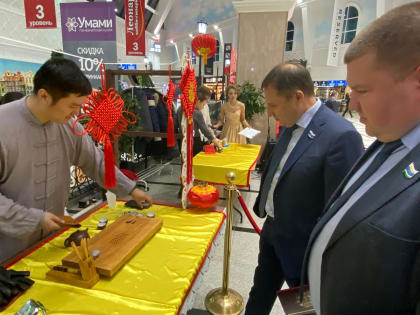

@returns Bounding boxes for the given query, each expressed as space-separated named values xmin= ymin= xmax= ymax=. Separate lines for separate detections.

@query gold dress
xmin=221 ymin=101 xmax=247 ymax=144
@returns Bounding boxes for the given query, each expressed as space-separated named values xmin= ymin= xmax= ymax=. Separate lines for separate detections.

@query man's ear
xmin=295 ymin=90 xmax=305 ymax=102
xmin=37 ymin=88 xmax=53 ymax=105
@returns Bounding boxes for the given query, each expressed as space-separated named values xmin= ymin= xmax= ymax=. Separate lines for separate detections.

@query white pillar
xmin=377 ymin=0 xmax=394 ymax=17
xmin=301 ymin=4 xmax=313 ymax=68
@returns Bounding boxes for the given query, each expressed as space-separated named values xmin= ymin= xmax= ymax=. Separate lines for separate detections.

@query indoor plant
xmin=237 ymin=81 xmax=266 ymax=122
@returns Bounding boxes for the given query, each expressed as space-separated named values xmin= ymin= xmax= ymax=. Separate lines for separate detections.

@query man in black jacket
xmin=324 ymin=90 xmax=340 ymax=112
xmin=301 ymin=3 xmax=420 ymax=314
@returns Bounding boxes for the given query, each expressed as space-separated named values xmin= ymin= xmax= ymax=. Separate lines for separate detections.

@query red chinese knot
xmin=72 ymin=63 xmax=136 ymax=188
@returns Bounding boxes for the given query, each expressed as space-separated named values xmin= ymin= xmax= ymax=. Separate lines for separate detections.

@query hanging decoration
xmin=179 ymin=63 xmax=197 ymax=186
xmin=163 ymin=65 xmax=176 ymax=147
xmin=177 ymin=51 xmax=197 ymax=209
xmin=191 ymin=34 xmax=217 ymax=65
xmin=72 ymin=63 xmax=136 ymax=188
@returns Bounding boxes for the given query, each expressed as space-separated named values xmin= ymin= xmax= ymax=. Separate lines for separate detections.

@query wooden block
xmin=62 ymin=215 xmax=163 ymax=277
xmin=46 ymin=266 xmax=99 ymax=289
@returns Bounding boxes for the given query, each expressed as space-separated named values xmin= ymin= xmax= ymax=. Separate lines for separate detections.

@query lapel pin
xmin=308 ymin=130 xmax=316 ymax=139
xmin=403 ymin=162 xmax=419 ymax=179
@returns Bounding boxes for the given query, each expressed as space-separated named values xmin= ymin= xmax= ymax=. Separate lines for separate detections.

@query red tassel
xmin=167 ymin=114 xmax=175 ymax=147
xmin=104 ymin=137 xmax=116 ymax=188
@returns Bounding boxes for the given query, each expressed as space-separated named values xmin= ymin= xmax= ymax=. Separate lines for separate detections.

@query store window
xmin=341 ymin=5 xmax=358 ymax=44
xmin=215 ymin=40 xmax=220 ymax=61
xmin=285 ymin=21 xmax=294 ymax=51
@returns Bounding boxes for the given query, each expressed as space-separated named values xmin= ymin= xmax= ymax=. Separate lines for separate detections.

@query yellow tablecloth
xmin=4 ymin=203 xmax=225 ymax=315
xmin=193 ymin=143 xmax=261 ymax=187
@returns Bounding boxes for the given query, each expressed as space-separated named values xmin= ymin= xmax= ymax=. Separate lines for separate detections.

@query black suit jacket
xmin=254 ymin=104 xmax=364 ymax=280
xmin=301 ymin=141 xmax=420 ymax=315
xmin=325 ymin=97 xmax=340 ymax=112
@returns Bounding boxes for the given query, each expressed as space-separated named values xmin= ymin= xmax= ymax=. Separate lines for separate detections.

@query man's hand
xmin=212 ymin=138 xmax=223 ymax=151
xmin=130 ymin=188 xmax=153 ymax=209
xmin=42 ymin=212 xmax=64 ymax=233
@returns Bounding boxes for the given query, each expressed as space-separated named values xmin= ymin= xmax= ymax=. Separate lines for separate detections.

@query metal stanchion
xmin=205 ymin=172 xmax=244 ymax=315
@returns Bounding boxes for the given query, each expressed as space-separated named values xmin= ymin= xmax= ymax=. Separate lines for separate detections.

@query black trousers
xmin=245 ymin=217 xmax=300 ymax=315
xmin=193 ymin=137 xmax=205 ymax=156
xmin=342 ymin=103 xmax=353 ymax=117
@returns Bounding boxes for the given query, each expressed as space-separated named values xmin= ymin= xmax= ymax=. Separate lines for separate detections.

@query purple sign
xmin=60 ymin=2 xmax=116 ymax=41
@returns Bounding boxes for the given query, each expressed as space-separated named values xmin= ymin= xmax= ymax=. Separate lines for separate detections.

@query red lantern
xmin=187 ymin=184 xmax=219 ymax=208
xmin=191 ymin=34 xmax=217 ymax=65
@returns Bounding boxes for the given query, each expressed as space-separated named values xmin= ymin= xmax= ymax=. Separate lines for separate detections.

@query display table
xmin=193 ymin=143 xmax=261 ymax=187
xmin=4 ymin=202 xmax=225 ymax=315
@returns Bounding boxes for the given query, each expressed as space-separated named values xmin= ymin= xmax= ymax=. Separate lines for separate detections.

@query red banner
xmin=229 ymin=46 xmax=237 ymax=85
xmin=24 ymin=0 xmax=57 ymax=29
xmin=125 ymin=0 xmax=145 ymax=56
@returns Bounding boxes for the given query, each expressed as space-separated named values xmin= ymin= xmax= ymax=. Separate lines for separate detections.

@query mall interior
xmin=0 ymin=0 xmax=419 ymax=314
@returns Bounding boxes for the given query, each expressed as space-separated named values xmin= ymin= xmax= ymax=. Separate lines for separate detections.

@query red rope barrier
xmin=237 ymin=194 xmax=261 ymax=235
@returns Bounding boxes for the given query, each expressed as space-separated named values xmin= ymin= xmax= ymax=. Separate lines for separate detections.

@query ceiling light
xmin=213 ymin=25 xmax=219 ymax=30
xmin=197 ymin=18 xmax=208 ymax=34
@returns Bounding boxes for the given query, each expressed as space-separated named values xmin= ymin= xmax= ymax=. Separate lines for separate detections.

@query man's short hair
xmin=261 ymin=61 xmax=314 ymax=98
xmin=344 ymin=2 xmax=420 ymax=80
xmin=33 ymin=58 xmax=92 ymax=103
xmin=197 ymin=85 xmax=211 ymax=102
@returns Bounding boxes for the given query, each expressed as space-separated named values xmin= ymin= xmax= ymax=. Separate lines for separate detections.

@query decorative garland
xmin=163 ymin=65 xmax=176 ymax=147
xmin=72 ymin=63 xmax=136 ymax=188
xmin=178 ymin=64 xmax=197 ymax=186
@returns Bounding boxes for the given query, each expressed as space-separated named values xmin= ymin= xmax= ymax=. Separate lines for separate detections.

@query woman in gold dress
xmin=213 ymin=85 xmax=250 ymax=144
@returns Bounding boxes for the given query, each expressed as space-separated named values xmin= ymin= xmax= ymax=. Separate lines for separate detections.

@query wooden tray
xmin=62 ymin=214 xmax=163 ymax=277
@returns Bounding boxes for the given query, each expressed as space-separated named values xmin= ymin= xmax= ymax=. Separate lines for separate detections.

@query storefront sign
xmin=327 ymin=5 xmax=344 ymax=66
xmin=203 ymin=77 xmax=224 ymax=84
xmin=63 ymin=42 xmax=117 ymax=88
xmin=204 ymin=56 xmax=214 ymax=75
xmin=314 ymin=80 xmax=347 ymax=87
xmin=24 ymin=0 xmax=57 ymax=29
xmin=125 ymin=0 xmax=146 ymax=56
xmin=118 ymin=64 xmax=137 ymax=70
xmin=224 ymin=43 xmax=232 ymax=63
xmin=60 ymin=2 xmax=117 ymax=88
xmin=60 ymin=2 xmax=116 ymax=41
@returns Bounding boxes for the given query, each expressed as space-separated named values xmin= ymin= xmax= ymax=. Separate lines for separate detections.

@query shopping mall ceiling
xmin=92 ymin=0 xmax=237 ymax=38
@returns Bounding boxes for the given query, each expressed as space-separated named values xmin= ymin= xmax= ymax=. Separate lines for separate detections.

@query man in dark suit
xmin=324 ymin=90 xmax=340 ymax=112
xmin=245 ymin=62 xmax=364 ymax=314
xmin=301 ymin=3 xmax=420 ymax=314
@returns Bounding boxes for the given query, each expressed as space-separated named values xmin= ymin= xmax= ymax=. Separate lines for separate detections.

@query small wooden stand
xmin=46 ymin=238 xmax=99 ymax=289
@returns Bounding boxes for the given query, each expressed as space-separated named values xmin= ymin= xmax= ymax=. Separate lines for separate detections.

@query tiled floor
xmin=126 ymin=111 xmax=373 ymax=315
